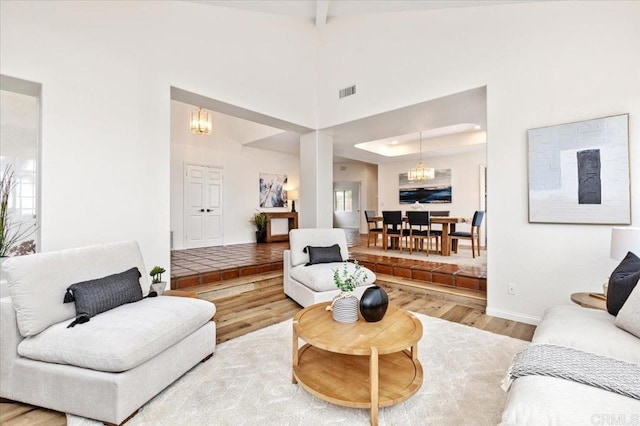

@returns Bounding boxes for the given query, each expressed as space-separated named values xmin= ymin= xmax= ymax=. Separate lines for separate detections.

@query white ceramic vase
xmin=331 ymin=292 xmax=359 ymax=323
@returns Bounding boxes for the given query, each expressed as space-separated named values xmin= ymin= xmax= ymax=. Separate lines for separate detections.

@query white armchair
xmin=284 ymin=228 xmax=376 ymax=307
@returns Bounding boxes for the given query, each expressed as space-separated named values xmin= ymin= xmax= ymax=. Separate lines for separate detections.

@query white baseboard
xmin=486 ymin=307 xmax=541 ymax=326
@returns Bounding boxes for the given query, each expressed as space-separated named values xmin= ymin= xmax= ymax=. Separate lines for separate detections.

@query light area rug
xmin=67 ymin=313 xmax=526 ymax=426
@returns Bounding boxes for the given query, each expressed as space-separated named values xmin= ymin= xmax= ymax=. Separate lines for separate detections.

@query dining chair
xmin=406 ymin=211 xmax=440 ymax=256
xmin=364 ymin=210 xmax=383 ymax=247
xmin=382 ymin=211 xmax=409 ymax=252
xmin=449 ymin=210 xmax=485 ymax=258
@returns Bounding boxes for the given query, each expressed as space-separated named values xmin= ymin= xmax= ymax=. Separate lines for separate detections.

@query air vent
xmin=339 ymin=85 xmax=356 ymax=99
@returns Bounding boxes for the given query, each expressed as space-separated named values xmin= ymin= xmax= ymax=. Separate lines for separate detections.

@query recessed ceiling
xmin=355 ymin=123 xmax=483 ymax=157
xmin=324 ymin=86 xmax=487 ymax=164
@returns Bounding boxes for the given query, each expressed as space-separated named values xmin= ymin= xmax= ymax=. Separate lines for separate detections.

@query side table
xmin=570 ymin=292 xmax=607 ymax=311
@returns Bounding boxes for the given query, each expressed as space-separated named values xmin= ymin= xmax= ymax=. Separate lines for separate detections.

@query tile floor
xmin=171 ymin=229 xmax=486 ymax=292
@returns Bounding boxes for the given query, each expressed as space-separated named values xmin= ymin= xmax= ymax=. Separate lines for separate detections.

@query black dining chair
xmin=449 ymin=210 xmax=485 ymax=258
xmin=382 ymin=211 xmax=410 ymax=252
xmin=364 ymin=210 xmax=383 ymax=247
xmin=406 ymin=211 xmax=440 ymax=256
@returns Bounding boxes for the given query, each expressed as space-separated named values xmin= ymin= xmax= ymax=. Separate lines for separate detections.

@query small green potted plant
xmin=329 ymin=260 xmax=367 ymax=323
xmin=250 ymin=211 xmax=267 ymax=243
xmin=149 ymin=266 xmax=167 ymax=294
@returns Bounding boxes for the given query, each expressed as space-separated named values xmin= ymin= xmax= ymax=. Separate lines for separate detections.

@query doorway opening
xmin=333 ymin=181 xmax=361 ymax=230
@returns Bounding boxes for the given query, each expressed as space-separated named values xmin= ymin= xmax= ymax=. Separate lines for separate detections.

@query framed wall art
xmin=399 ymin=169 xmax=452 ymax=204
xmin=259 ymin=173 xmax=288 ymax=208
xmin=527 ymin=114 xmax=630 ymax=224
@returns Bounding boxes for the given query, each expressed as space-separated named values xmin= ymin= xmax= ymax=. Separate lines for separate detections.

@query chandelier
xmin=407 ymin=131 xmax=434 ymax=181
xmin=190 ymin=107 xmax=212 ymax=135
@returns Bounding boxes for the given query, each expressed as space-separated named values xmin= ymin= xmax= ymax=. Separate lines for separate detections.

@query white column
xmin=299 ymin=131 xmax=333 ymax=228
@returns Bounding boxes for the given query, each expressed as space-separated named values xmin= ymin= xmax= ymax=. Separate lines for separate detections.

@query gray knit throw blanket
xmin=502 ymin=344 xmax=640 ymax=400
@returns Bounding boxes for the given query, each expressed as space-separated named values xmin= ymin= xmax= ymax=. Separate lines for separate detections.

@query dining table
xmin=429 ymin=217 xmax=469 ymax=256
xmin=370 ymin=215 xmax=469 ymax=256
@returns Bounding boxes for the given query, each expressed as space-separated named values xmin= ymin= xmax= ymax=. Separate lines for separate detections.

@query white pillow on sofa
xmin=615 ymin=284 xmax=640 ymax=338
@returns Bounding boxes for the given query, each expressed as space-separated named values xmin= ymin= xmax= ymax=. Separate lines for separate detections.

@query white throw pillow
xmin=615 ymin=284 xmax=640 ymax=338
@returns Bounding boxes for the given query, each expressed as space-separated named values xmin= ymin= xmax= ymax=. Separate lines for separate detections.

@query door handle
xmin=199 ymin=209 xmax=205 ymax=212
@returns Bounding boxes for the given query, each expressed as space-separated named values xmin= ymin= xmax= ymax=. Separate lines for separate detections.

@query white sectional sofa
xmin=0 ymin=241 xmax=216 ymax=425
xmin=284 ymin=228 xmax=376 ymax=307
xmin=501 ymin=305 xmax=640 ymax=425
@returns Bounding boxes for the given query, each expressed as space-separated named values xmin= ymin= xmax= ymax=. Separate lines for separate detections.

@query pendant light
xmin=407 ymin=131 xmax=435 ymax=180
xmin=190 ymin=107 xmax=212 ymax=135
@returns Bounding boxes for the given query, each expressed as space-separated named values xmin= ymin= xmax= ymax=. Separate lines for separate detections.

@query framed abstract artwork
xmin=527 ymin=114 xmax=630 ymax=224
xmin=399 ymin=169 xmax=452 ymax=204
xmin=259 ymin=173 xmax=288 ymax=208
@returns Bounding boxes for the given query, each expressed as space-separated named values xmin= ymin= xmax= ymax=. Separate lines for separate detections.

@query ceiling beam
xmin=315 ymin=0 xmax=329 ymax=26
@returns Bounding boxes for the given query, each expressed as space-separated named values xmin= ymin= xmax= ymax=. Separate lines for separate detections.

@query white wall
xmin=334 ymin=161 xmax=378 ymax=233
xmin=170 ymin=100 xmax=299 ymax=247
xmin=0 ymin=1 xmax=316 ymax=272
xmin=317 ymin=1 xmax=640 ymax=323
xmin=3 ymin=0 xmax=638 ymax=324
xmin=378 ymin=147 xmax=486 ymax=241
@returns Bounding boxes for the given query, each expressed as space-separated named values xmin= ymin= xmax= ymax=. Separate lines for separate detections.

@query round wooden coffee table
xmin=292 ymin=303 xmax=423 ymax=426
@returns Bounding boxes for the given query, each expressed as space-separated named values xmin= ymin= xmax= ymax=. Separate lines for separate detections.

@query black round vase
xmin=256 ymin=231 xmax=266 ymax=243
xmin=359 ymin=286 xmax=389 ymax=322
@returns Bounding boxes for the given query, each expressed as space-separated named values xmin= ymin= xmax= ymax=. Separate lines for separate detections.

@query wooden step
xmin=375 ymin=273 xmax=486 ymax=311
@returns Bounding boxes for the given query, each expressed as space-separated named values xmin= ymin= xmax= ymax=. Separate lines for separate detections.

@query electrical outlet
xmin=507 ymin=283 xmax=516 ymax=295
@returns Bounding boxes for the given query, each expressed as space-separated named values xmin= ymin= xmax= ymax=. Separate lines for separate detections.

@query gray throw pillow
xmin=615 ymin=284 xmax=640 ymax=338
xmin=304 ymin=244 xmax=343 ymax=266
xmin=606 ymin=252 xmax=640 ymax=316
xmin=63 ymin=267 xmax=143 ymax=327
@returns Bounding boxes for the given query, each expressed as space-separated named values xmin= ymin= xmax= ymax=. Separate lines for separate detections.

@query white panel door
xmin=184 ymin=164 xmax=223 ymax=248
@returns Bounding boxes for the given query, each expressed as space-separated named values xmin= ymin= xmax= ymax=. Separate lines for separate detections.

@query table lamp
xmin=288 ymin=190 xmax=299 ymax=213
xmin=610 ymin=227 xmax=640 ymax=260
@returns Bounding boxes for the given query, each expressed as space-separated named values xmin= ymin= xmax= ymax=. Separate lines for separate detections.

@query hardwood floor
xmin=0 ymin=273 xmax=535 ymax=425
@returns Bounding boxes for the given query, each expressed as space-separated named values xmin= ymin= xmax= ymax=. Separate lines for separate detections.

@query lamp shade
xmin=288 ymin=190 xmax=299 ymax=201
xmin=610 ymin=227 xmax=640 ymax=260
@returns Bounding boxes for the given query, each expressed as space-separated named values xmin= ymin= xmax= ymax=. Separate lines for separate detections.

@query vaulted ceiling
xmin=176 ymin=1 xmax=494 ymax=164
xmin=187 ymin=0 xmax=528 ymax=26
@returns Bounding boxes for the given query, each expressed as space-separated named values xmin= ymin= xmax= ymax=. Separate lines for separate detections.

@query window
xmin=334 ymin=190 xmax=352 ymax=212
xmin=1 ymin=76 xmax=41 ymax=256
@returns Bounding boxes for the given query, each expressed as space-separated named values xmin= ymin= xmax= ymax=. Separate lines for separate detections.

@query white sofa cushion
xmin=289 ymin=262 xmax=376 ymax=292
xmin=501 ymin=375 xmax=639 ymax=426
xmin=5 ymin=241 xmax=149 ymax=337
xmin=289 ymin=229 xmax=349 ymax=268
xmin=533 ymin=305 xmax=640 ymax=364
xmin=17 ymin=296 xmax=215 ymax=372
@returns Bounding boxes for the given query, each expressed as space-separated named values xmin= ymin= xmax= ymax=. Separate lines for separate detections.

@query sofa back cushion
xmin=4 ymin=241 xmax=148 ymax=337
xmin=289 ymin=229 xmax=348 ymax=268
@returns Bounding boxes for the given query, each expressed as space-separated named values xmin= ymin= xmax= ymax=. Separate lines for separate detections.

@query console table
xmin=264 ymin=212 xmax=298 ymax=242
